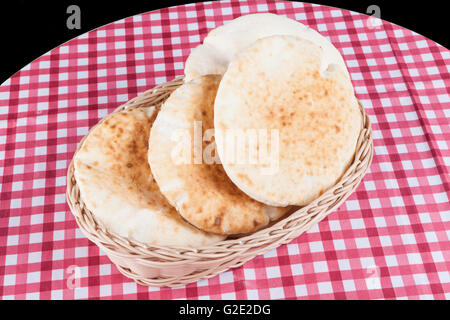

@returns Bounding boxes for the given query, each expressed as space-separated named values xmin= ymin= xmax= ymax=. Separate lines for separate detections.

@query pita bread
xmin=214 ymin=35 xmax=362 ymax=207
xmin=184 ymin=13 xmax=348 ymax=81
xmin=148 ymin=75 xmax=289 ymax=235
xmin=74 ymin=107 xmax=224 ymax=247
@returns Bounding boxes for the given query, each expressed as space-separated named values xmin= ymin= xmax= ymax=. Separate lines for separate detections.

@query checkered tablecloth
xmin=0 ymin=0 xmax=449 ymax=300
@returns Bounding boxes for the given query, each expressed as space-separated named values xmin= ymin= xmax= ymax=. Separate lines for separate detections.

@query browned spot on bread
xmin=237 ymin=173 xmax=253 ymax=186
xmin=127 ymin=163 xmax=133 ymax=168
xmin=128 ymin=141 xmax=138 ymax=154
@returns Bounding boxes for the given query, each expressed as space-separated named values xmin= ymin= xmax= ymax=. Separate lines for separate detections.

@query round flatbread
xmin=214 ymin=35 xmax=362 ymax=207
xmin=148 ymin=75 xmax=289 ymax=235
xmin=74 ymin=107 xmax=224 ymax=247
xmin=184 ymin=13 xmax=348 ymax=81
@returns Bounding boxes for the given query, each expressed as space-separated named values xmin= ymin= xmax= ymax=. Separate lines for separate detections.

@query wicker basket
xmin=66 ymin=76 xmax=373 ymax=287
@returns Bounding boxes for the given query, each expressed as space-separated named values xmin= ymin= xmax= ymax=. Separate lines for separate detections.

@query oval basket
xmin=66 ymin=76 xmax=374 ymax=287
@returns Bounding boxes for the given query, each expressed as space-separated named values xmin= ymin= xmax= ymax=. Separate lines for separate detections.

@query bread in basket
xmin=66 ymin=76 xmax=373 ymax=287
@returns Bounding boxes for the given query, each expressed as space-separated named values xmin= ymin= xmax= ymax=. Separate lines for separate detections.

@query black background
xmin=0 ymin=0 xmax=448 ymax=83
xmin=0 ymin=299 xmax=441 ymax=316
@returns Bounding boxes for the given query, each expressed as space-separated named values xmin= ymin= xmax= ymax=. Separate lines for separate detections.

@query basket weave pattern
xmin=66 ymin=77 xmax=373 ymax=287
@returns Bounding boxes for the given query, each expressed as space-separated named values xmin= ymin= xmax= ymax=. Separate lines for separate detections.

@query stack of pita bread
xmin=73 ymin=13 xmax=361 ymax=247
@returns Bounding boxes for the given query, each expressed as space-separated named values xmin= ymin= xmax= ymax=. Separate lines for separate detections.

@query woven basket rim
xmin=66 ymin=76 xmax=373 ymax=262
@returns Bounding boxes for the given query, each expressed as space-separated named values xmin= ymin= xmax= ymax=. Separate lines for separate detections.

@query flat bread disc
xmin=184 ymin=13 xmax=347 ymax=81
xmin=214 ymin=35 xmax=362 ymax=207
xmin=74 ymin=107 xmax=224 ymax=247
xmin=148 ymin=75 xmax=289 ymax=235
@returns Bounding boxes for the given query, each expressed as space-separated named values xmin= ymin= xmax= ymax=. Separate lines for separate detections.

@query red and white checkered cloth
xmin=0 ymin=0 xmax=449 ymax=300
